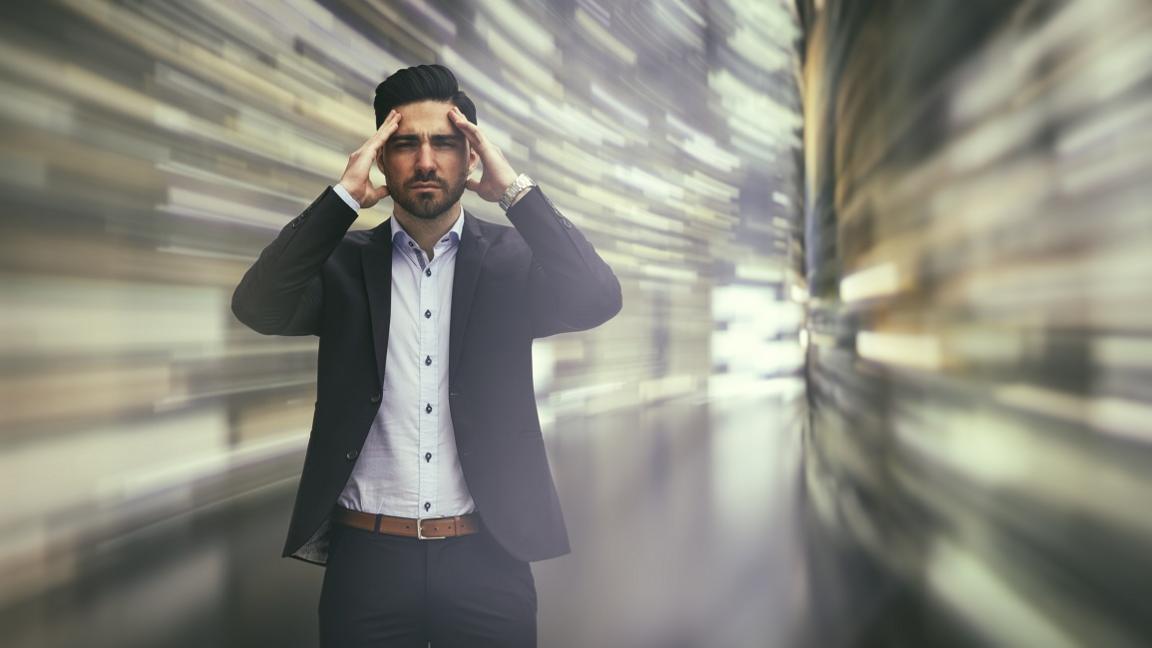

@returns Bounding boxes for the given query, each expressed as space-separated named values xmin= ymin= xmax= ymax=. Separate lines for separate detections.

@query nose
xmin=415 ymin=142 xmax=435 ymax=175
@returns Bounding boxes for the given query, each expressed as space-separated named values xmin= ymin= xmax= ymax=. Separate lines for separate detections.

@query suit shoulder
xmin=475 ymin=215 xmax=525 ymax=248
xmin=325 ymin=227 xmax=375 ymax=264
xmin=340 ymin=228 xmax=375 ymax=247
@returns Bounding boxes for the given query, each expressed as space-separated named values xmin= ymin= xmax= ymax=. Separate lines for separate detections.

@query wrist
xmin=333 ymin=182 xmax=362 ymax=211
xmin=507 ymin=186 xmax=531 ymax=208
xmin=498 ymin=174 xmax=537 ymax=211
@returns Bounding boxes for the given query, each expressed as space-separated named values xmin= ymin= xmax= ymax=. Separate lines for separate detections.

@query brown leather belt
xmin=333 ymin=507 xmax=480 ymax=540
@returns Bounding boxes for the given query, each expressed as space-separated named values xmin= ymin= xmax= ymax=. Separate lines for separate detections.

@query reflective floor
xmin=1 ymin=386 xmax=810 ymax=648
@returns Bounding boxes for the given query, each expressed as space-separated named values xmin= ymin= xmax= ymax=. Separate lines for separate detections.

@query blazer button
xmin=370 ymin=392 xmax=381 ymax=403
xmin=345 ymin=449 xmax=359 ymax=461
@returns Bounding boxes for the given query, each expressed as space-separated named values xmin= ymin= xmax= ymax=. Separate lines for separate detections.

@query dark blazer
xmin=231 ymin=186 xmax=622 ymax=564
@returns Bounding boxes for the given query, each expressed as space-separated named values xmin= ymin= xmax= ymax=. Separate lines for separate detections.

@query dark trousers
xmin=318 ymin=522 xmax=537 ymax=647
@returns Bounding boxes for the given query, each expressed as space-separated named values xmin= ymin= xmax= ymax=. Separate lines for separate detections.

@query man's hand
xmin=337 ymin=110 xmax=401 ymax=209
xmin=448 ymin=106 xmax=519 ymax=202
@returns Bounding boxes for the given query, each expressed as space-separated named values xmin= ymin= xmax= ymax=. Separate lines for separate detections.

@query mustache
xmin=407 ymin=173 xmax=445 ymax=188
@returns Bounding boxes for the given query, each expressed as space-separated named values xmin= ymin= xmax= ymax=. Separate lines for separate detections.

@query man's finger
xmin=353 ymin=112 xmax=401 ymax=176
xmin=449 ymin=108 xmax=485 ymax=150
xmin=367 ymin=111 xmax=402 ymax=151
xmin=362 ymin=111 xmax=401 ymax=160
xmin=372 ymin=110 xmax=401 ymax=141
xmin=349 ymin=144 xmax=380 ymax=177
xmin=366 ymin=182 xmax=390 ymax=204
xmin=344 ymin=149 xmax=371 ymax=180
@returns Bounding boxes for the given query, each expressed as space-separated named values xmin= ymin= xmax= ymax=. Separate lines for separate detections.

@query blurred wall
xmin=0 ymin=0 xmax=802 ymax=614
xmin=798 ymin=1 xmax=1152 ymax=646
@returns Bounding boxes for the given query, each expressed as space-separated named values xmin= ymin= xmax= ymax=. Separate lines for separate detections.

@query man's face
xmin=379 ymin=100 xmax=476 ymax=220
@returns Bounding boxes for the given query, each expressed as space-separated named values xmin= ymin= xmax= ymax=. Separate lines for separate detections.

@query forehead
xmin=393 ymin=100 xmax=455 ymax=135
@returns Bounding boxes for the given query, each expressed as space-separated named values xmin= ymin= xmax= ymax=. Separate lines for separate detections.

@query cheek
xmin=446 ymin=150 xmax=469 ymax=170
xmin=380 ymin=157 xmax=403 ymax=180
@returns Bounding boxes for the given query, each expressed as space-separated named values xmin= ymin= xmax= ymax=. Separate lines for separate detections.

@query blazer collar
xmin=360 ymin=210 xmax=492 ymax=389
xmin=449 ymin=211 xmax=491 ymax=387
xmin=361 ymin=225 xmax=393 ymax=385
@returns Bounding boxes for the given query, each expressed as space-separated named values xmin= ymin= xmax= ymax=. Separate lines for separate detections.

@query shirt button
xmin=425 ymin=452 xmax=432 ymax=462
xmin=424 ymin=356 xmax=432 ymax=366
xmin=425 ymin=268 xmax=432 ymax=277
xmin=425 ymin=403 xmax=433 ymax=414
xmin=345 ymin=449 xmax=359 ymax=461
xmin=424 ymin=502 xmax=431 ymax=512
xmin=370 ymin=392 xmax=381 ymax=403
xmin=424 ymin=309 xmax=431 ymax=318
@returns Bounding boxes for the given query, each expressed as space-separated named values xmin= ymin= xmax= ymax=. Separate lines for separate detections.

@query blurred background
xmin=0 ymin=0 xmax=1149 ymax=647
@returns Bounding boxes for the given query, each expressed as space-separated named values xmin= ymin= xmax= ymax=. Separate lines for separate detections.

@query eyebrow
xmin=389 ymin=134 xmax=462 ymax=144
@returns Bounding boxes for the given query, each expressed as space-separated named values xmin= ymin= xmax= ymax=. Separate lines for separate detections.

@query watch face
xmin=501 ymin=176 xmax=530 ymax=210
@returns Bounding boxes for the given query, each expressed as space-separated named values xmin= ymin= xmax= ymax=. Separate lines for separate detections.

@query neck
xmin=392 ymin=202 xmax=462 ymax=259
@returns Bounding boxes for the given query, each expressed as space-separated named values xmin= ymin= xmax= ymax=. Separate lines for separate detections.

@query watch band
xmin=498 ymin=173 xmax=537 ymax=211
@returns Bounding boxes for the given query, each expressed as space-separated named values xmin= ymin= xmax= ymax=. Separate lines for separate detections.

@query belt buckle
xmin=416 ymin=517 xmax=447 ymax=540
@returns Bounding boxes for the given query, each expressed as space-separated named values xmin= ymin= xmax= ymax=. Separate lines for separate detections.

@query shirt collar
xmin=390 ymin=210 xmax=465 ymax=250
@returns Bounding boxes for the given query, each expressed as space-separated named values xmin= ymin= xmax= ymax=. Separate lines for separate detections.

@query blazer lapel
xmin=450 ymin=211 xmax=491 ymax=387
xmin=362 ymin=223 xmax=395 ymax=386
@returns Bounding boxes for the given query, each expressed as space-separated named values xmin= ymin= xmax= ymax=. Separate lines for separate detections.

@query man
xmin=231 ymin=64 xmax=621 ymax=646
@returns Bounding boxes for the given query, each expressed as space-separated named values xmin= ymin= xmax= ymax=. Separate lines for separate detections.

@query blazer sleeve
xmin=506 ymin=186 xmax=623 ymax=338
xmin=231 ymin=187 xmax=360 ymax=336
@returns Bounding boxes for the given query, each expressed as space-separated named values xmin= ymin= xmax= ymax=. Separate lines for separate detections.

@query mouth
xmin=409 ymin=182 xmax=442 ymax=190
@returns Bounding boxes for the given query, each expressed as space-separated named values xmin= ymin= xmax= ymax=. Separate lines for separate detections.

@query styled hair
xmin=373 ymin=64 xmax=477 ymax=128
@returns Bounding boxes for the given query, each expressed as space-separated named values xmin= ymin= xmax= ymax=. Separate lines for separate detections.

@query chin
xmin=397 ymin=196 xmax=451 ymax=220
xmin=413 ymin=208 xmax=447 ymax=221
xmin=397 ymin=185 xmax=466 ymax=220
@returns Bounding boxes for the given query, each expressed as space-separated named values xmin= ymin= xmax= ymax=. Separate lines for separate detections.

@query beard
xmin=389 ymin=170 xmax=468 ymax=220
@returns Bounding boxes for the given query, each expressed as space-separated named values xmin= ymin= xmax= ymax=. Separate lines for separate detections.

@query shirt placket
xmin=416 ymin=241 xmax=438 ymax=519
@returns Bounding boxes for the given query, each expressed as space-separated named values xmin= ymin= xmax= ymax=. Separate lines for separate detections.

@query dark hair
xmin=373 ymin=64 xmax=477 ymax=128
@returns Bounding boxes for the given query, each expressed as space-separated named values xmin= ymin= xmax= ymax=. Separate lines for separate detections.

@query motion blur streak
xmin=0 ymin=1 xmax=802 ymax=646
xmin=1 ymin=0 xmax=1148 ymax=647
xmin=799 ymin=0 xmax=1152 ymax=646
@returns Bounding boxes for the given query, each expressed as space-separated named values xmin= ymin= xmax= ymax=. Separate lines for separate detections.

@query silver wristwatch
xmin=498 ymin=173 xmax=537 ymax=212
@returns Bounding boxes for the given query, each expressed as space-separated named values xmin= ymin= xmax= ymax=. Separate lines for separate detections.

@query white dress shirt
xmin=331 ymin=184 xmax=476 ymax=519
